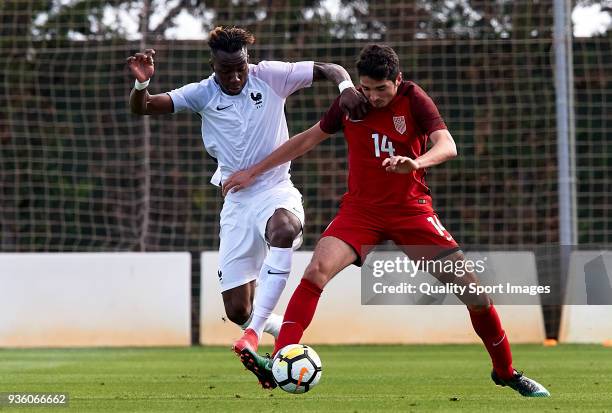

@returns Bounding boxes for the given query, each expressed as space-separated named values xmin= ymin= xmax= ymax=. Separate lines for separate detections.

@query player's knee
xmin=267 ymin=223 xmax=299 ymax=248
xmin=225 ymin=302 xmax=252 ymax=326
xmin=303 ymin=260 xmax=330 ymax=289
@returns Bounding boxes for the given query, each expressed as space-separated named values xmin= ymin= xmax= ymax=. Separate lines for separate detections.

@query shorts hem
xmin=219 ymin=274 xmax=258 ymax=293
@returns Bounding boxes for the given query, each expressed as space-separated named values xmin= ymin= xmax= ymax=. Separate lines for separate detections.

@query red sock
xmin=469 ymin=304 xmax=514 ymax=380
xmin=273 ymin=279 xmax=323 ymax=355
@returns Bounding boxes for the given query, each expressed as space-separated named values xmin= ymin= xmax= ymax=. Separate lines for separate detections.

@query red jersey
xmin=319 ymin=81 xmax=447 ymax=212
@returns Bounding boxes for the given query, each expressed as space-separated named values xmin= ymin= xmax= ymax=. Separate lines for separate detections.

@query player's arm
xmin=222 ymin=122 xmax=330 ymax=196
xmin=127 ymin=49 xmax=174 ymax=115
xmin=313 ymin=62 xmax=369 ymax=120
xmin=129 ymin=89 xmax=173 ymax=115
xmin=416 ymin=129 xmax=457 ymax=168
xmin=383 ymin=129 xmax=457 ymax=173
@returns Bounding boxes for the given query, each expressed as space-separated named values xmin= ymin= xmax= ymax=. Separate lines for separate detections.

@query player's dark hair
xmin=356 ymin=44 xmax=400 ymax=81
xmin=208 ymin=26 xmax=255 ymax=54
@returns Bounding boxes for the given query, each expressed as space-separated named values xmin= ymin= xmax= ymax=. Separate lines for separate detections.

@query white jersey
xmin=167 ymin=60 xmax=314 ymax=199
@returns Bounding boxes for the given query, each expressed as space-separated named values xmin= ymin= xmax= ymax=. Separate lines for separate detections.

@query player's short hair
xmin=208 ymin=26 xmax=255 ymax=54
xmin=356 ymin=44 xmax=400 ymax=81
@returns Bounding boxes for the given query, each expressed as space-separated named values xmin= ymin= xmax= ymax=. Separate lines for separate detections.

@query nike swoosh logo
xmin=267 ymin=270 xmax=289 ymax=275
xmin=216 ymin=104 xmax=232 ymax=110
xmin=296 ymin=366 xmax=309 ymax=390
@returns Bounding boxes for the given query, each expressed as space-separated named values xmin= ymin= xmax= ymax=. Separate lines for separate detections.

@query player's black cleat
xmin=491 ymin=369 xmax=550 ymax=397
xmin=239 ymin=348 xmax=277 ymax=390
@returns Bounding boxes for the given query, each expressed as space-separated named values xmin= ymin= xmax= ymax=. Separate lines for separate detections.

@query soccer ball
xmin=272 ymin=344 xmax=322 ymax=393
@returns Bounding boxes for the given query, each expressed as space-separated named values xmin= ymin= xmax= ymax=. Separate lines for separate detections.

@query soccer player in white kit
xmin=127 ymin=27 xmax=368 ymax=358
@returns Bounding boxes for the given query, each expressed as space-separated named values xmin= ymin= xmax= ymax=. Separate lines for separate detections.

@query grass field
xmin=1 ymin=344 xmax=611 ymax=412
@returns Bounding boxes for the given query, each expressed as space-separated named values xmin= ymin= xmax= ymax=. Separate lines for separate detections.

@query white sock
xmin=248 ymin=247 xmax=293 ymax=338
xmin=263 ymin=313 xmax=283 ymax=338
xmin=241 ymin=310 xmax=283 ymax=338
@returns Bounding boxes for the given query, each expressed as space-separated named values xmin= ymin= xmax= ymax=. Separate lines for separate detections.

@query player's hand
xmin=126 ymin=49 xmax=156 ymax=82
xmin=382 ymin=156 xmax=420 ymax=174
xmin=339 ymin=87 xmax=369 ymax=120
xmin=222 ymin=169 xmax=256 ymax=196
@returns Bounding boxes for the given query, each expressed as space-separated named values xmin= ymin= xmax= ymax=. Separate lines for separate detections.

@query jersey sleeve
xmin=409 ymin=83 xmax=447 ymax=135
xmin=167 ymin=82 xmax=208 ymax=113
xmin=250 ymin=61 xmax=314 ymax=99
xmin=319 ymin=96 xmax=344 ymax=134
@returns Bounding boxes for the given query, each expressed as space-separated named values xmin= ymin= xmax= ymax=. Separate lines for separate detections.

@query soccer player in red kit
xmin=222 ymin=44 xmax=550 ymax=397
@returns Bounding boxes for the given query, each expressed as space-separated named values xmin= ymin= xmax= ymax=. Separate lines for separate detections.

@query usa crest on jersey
xmin=393 ymin=116 xmax=406 ymax=134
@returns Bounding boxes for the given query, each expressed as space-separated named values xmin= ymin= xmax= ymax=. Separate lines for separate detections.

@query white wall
xmin=0 ymin=253 xmax=191 ymax=347
xmin=559 ymin=251 xmax=612 ymax=343
xmin=200 ymin=251 xmax=545 ymax=344
xmin=0 ymin=250 xmax=550 ymax=347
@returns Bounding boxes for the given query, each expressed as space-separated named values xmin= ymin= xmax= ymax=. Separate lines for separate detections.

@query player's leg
xmin=239 ymin=204 xmax=384 ymax=388
xmin=430 ymin=249 xmax=549 ymax=396
xmin=233 ymin=186 xmax=304 ymax=353
xmin=221 ymin=280 xmax=256 ymax=326
xmin=234 ymin=208 xmax=302 ymax=353
xmin=428 ymin=249 xmax=514 ymax=378
xmin=217 ymin=197 xmax=266 ymax=331
xmin=392 ymin=212 xmax=549 ymax=397
xmin=272 ymin=235 xmax=357 ymax=355
xmin=272 ymin=203 xmax=385 ymax=356
xmin=238 ymin=235 xmax=357 ymax=389
xmin=391 ymin=214 xmax=516 ymax=379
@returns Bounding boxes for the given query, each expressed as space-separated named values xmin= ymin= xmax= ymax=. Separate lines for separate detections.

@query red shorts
xmin=321 ymin=201 xmax=460 ymax=266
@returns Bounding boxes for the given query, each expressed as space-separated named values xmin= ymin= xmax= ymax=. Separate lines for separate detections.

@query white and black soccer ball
xmin=272 ymin=344 xmax=322 ymax=394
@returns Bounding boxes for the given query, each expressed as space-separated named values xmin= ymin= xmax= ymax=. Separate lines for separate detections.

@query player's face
xmin=359 ymin=74 xmax=401 ymax=108
xmin=211 ymin=48 xmax=249 ymax=95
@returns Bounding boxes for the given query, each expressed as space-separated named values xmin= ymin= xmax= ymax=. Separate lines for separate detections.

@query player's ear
xmin=396 ymin=72 xmax=402 ymax=86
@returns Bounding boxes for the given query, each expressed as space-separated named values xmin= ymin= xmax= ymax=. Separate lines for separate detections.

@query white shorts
xmin=217 ymin=184 xmax=305 ymax=292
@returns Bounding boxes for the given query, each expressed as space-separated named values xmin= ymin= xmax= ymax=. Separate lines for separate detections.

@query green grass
xmin=0 ymin=344 xmax=610 ymax=412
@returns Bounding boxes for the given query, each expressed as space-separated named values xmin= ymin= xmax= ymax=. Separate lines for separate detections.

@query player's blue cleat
xmin=238 ymin=347 xmax=277 ymax=390
xmin=491 ymin=369 xmax=550 ymax=397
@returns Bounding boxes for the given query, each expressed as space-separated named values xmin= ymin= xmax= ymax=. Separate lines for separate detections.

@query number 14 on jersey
xmin=371 ymin=133 xmax=395 ymax=158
